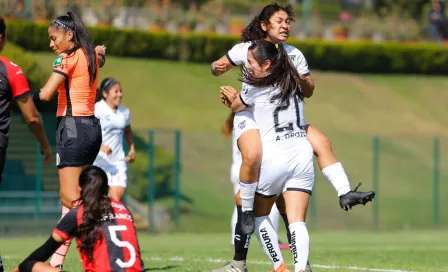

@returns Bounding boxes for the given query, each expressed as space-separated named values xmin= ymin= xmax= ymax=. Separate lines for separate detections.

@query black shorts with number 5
xmin=56 ymin=116 xmax=102 ymax=169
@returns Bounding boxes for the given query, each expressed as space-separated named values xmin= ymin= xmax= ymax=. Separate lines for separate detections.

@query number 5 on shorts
xmin=109 ymin=225 xmax=136 ymax=268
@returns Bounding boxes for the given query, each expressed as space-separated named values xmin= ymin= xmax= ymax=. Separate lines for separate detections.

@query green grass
xmin=1 ymin=231 xmax=448 ymax=271
xmin=31 ymin=53 xmax=448 ymax=232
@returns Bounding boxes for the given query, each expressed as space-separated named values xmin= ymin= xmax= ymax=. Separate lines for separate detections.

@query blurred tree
xmin=374 ymin=0 xmax=432 ymax=21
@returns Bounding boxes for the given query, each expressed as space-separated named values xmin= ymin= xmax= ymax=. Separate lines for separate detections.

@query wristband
xmin=31 ymin=89 xmax=41 ymax=101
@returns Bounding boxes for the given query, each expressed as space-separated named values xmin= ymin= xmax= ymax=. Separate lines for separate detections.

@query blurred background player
xmin=14 ymin=166 xmax=144 ymax=272
xmin=221 ymin=111 xmax=288 ymax=250
xmin=94 ymin=77 xmax=135 ymax=201
xmin=30 ymin=12 xmax=106 ymax=269
xmin=0 ymin=16 xmax=52 ymax=272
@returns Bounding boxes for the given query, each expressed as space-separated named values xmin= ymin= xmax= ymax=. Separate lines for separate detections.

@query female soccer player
xmin=31 ymin=12 xmax=106 ymax=268
xmin=94 ymin=77 xmax=135 ymax=201
xmin=14 ymin=165 xmax=144 ymax=272
xmin=221 ymin=40 xmax=313 ymax=272
xmin=222 ymin=112 xmax=287 ymax=250
xmin=0 ymin=17 xmax=53 ymax=272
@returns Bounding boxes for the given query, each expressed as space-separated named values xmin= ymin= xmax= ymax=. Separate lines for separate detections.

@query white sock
xmin=239 ymin=181 xmax=257 ymax=212
xmin=289 ymin=221 xmax=309 ymax=272
xmin=255 ymin=216 xmax=284 ymax=270
xmin=231 ymin=205 xmax=238 ymax=245
xmin=321 ymin=162 xmax=351 ymax=196
xmin=269 ymin=203 xmax=280 ymax=233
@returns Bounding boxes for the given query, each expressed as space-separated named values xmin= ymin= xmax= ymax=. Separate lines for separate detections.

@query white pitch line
xmin=145 ymin=256 xmax=417 ymax=272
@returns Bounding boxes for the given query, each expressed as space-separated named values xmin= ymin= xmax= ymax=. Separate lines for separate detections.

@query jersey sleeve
xmin=53 ymin=207 xmax=79 ymax=240
xmin=239 ymin=84 xmax=256 ymax=107
xmin=226 ymin=42 xmax=250 ymax=66
xmin=94 ymin=102 xmax=103 ymax=119
xmin=53 ymin=52 xmax=77 ymax=77
xmin=293 ymin=51 xmax=310 ymax=76
xmin=5 ymin=61 xmax=30 ymax=98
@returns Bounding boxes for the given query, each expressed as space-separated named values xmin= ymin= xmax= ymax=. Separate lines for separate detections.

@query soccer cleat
xmin=305 ymin=261 xmax=312 ymax=272
xmin=241 ymin=210 xmax=256 ymax=235
xmin=54 ymin=264 xmax=65 ymax=271
xmin=212 ymin=260 xmax=247 ymax=272
xmin=339 ymin=183 xmax=375 ymax=211
xmin=269 ymin=262 xmax=291 ymax=272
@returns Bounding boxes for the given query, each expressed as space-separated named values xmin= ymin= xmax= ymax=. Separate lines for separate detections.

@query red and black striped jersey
xmin=0 ymin=56 xmax=30 ymax=137
xmin=54 ymin=200 xmax=144 ymax=272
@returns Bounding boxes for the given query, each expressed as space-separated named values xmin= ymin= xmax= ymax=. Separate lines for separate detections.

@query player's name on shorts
xmin=275 ymin=130 xmax=307 ymax=142
xmin=101 ymin=212 xmax=133 ymax=222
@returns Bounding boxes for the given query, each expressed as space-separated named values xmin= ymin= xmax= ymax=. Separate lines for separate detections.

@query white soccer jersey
xmin=238 ymin=83 xmax=307 ymax=158
xmin=227 ymin=42 xmax=310 ymax=76
xmin=93 ymin=100 xmax=131 ymax=166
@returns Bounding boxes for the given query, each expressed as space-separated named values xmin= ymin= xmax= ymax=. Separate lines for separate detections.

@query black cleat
xmin=339 ymin=183 xmax=375 ymax=211
xmin=241 ymin=210 xmax=255 ymax=235
xmin=306 ymin=261 xmax=312 ymax=272
xmin=54 ymin=264 xmax=65 ymax=271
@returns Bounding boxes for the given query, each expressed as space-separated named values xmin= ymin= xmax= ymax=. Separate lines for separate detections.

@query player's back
xmin=245 ymin=84 xmax=308 ymax=158
xmin=78 ymin=201 xmax=144 ymax=272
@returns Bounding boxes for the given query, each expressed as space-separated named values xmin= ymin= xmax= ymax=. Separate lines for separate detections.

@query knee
xmin=307 ymin=126 xmax=333 ymax=157
xmin=59 ymin=191 xmax=78 ymax=209
xmin=241 ymin=150 xmax=262 ymax=169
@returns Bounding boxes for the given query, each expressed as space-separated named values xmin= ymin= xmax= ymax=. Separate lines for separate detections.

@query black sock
xmin=281 ymin=213 xmax=291 ymax=245
xmin=233 ymin=205 xmax=251 ymax=261
xmin=0 ymin=255 xmax=4 ymax=272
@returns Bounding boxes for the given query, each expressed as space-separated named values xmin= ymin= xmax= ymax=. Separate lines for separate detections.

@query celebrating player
xmin=0 ymin=16 xmax=52 ymax=272
xmin=212 ymin=3 xmax=374 ymax=271
xmin=221 ymin=40 xmax=313 ymax=272
xmin=14 ymin=165 xmax=145 ymax=272
xmin=30 ymin=12 xmax=106 ymax=268
xmin=221 ymin=112 xmax=287 ymax=250
xmin=94 ymin=77 xmax=135 ymax=201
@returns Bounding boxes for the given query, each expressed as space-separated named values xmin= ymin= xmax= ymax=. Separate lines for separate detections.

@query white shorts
xmin=95 ymin=162 xmax=128 ymax=188
xmin=256 ymin=142 xmax=315 ymax=197
xmin=233 ymin=110 xmax=259 ymax=141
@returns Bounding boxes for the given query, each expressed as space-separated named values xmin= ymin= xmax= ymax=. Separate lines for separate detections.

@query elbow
xmin=25 ymin=116 xmax=42 ymax=125
xmin=303 ymin=85 xmax=315 ymax=98
xmin=40 ymin=92 xmax=52 ymax=102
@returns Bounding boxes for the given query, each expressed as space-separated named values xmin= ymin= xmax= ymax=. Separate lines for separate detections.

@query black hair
xmin=0 ymin=17 xmax=6 ymax=36
xmin=49 ymin=12 xmax=97 ymax=86
xmin=95 ymin=77 xmax=120 ymax=102
xmin=74 ymin=165 xmax=113 ymax=261
xmin=241 ymin=40 xmax=303 ymax=103
xmin=241 ymin=2 xmax=294 ymax=43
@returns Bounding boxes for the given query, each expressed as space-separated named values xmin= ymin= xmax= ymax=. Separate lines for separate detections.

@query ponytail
xmin=75 ymin=166 xmax=113 ymax=261
xmin=50 ymin=12 xmax=98 ymax=86
xmin=241 ymin=40 xmax=302 ymax=104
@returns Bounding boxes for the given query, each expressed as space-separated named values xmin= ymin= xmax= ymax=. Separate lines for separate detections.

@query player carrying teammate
xmin=212 ymin=3 xmax=374 ymax=271
xmin=0 ymin=16 xmax=52 ymax=272
xmin=14 ymin=165 xmax=145 ymax=272
xmin=31 ymin=12 xmax=106 ymax=269
xmin=221 ymin=40 xmax=313 ymax=272
xmin=94 ymin=77 xmax=135 ymax=201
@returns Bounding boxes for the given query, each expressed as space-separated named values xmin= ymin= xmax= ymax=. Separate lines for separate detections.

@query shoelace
xmin=353 ymin=182 xmax=362 ymax=192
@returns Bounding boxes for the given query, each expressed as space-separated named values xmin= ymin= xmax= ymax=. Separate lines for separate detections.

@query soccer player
xmin=211 ymin=3 xmax=374 ymax=271
xmin=93 ymin=77 xmax=135 ymax=201
xmin=222 ymin=112 xmax=287 ymax=250
xmin=14 ymin=165 xmax=145 ymax=272
xmin=221 ymin=40 xmax=314 ymax=272
xmin=30 ymin=12 xmax=106 ymax=269
xmin=0 ymin=17 xmax=53 ymax=272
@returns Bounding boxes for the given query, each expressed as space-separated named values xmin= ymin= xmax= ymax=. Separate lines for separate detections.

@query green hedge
xmin=2 ymin=43 xmax=49 ymax=88
xmin=2 ymin=43 xmax=57 ymax=112
xmin=6 ymin=20 xmax=448 ymax=74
